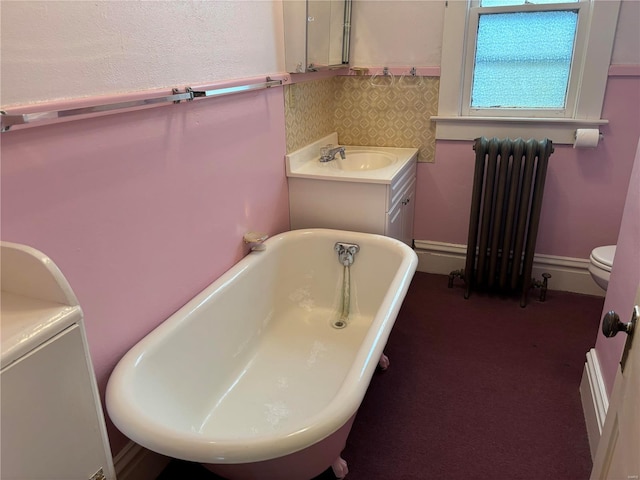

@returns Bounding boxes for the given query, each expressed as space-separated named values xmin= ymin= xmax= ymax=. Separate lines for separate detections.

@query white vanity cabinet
xmin=288 ymin=148 xmax=418 ymax=246
xmin=1 ymin=242 xmax=115 ymax=480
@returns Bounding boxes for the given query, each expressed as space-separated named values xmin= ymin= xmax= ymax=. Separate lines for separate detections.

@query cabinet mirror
xmin=284 ymin=0 xmax=352 ymax=73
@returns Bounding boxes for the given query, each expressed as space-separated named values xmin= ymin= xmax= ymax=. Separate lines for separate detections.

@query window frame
xmin=433 ymin=0 xmax=621 ymax=144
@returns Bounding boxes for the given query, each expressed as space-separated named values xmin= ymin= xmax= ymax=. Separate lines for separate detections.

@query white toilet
xmin=588 ymin=245 xmax=616 ymax=291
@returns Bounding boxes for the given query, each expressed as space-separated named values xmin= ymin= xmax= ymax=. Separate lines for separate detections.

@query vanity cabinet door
xmin=386 ymin=177 xmax=416 ymax=247
xmin=386 ymin=196 xmax=404 ymax=242
xmin=400 ymin=178 xmax=416 ymax=247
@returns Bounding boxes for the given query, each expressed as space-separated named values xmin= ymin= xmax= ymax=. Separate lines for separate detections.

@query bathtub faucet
xmin=320 ymin=145 xmax=346 ymax=162
xmin=335 ymin=242 xmax=360 ymax=267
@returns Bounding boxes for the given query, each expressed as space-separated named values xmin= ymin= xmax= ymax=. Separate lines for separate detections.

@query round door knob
xmin=602 ymin=310 xmax=634 ymax=337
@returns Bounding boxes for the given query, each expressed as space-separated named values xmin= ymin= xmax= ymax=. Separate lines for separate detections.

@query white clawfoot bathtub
xmin=106 ymin=229 xmax=417 ymax=480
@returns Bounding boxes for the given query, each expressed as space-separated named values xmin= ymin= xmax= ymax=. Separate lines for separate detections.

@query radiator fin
xmin=463 ymin=137 xmax=553 ymax=307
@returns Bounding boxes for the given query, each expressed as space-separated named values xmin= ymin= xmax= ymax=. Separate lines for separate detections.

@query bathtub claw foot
xmin=378 ymin=352 xmax=390 ymax=371
xmin=331 ymin=456 xmax=349 ymax=479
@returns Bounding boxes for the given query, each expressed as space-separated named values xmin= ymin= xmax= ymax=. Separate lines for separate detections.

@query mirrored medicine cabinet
xmin=283 ymin=0 xmax=352 ymax=73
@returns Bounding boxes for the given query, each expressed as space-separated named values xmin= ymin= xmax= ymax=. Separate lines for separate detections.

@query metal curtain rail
xmin=1 ymin=77 xmax=283 ymax=132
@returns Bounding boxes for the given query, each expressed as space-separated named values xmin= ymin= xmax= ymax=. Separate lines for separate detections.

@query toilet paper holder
xmin=574 ymin=128 xmax=603 ymax=148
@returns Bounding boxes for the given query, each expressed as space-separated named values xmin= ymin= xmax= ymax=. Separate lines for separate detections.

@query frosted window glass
xmin=471 ymin=10 xmax=578 ymax=109
xmin=481 ymin=0 xmax=578 ymax=6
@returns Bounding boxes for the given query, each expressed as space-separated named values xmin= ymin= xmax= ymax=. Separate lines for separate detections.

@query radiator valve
xmin=531 ymin=273 xmax=552 ymax=302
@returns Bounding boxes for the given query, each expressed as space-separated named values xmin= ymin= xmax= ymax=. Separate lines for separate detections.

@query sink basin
xmin=286 ymin=134 xmax=418 ymax=184
xmin=328 ymin=150 xmax=397 ymax=171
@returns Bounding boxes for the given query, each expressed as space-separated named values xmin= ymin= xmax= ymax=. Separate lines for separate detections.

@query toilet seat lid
xmin=590 ymin=245 xmax=616 ymax=272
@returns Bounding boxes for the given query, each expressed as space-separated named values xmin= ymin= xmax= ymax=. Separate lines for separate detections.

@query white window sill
xmin=430 ymin=115 xmax=608 ymax=144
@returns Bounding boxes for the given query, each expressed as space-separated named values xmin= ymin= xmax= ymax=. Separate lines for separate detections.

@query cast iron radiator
xmin=449 ymin=137 xmax=554 ymax=307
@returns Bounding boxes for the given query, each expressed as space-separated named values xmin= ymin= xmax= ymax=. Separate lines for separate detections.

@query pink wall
xmin=1 ymin=71 xmax=637 ymax=459
xmin=0 ymin=87 xmax=290 ymax=455
xmin=594 ymin=137 xmax=640 ymax=394
xmin=415 ymin=75 xmax=640 ymax=259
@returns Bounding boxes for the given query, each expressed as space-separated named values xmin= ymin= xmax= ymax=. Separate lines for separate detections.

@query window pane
xmin=481 ymin=0 xmax=579 ymax=7
xmin=471 ymin=10 xmax=578 ymax=109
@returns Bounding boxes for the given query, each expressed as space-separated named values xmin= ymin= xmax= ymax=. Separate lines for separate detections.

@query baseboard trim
xmin=114 ymin=441 xmax=171 ymax=480
xmin=580 ymin=349 xmax=609 ymax=460
xmin=414 ymin=240 xmax=605 ymax=296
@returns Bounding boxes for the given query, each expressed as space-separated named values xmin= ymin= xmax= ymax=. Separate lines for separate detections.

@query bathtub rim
xmin=106 ymin=228 xmax=418 ymax=464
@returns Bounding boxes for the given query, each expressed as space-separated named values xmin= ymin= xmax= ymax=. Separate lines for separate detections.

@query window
xmin=466 ymin=0 xmax=583 ymax=116
xmin=434 ymin=0 xmax=621 ymax=143
xmin=471 ymin=8 xmax=577 ymax=110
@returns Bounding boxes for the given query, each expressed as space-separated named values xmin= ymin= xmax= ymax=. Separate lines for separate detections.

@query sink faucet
xmin=320 ymin=144 xmax=346 ymax=162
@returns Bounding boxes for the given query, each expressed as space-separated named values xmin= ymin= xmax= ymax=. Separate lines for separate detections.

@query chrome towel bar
xmin=0 ymin=91 xmax=192 ymax=132
xmin=1 ymin=77 xmax=283 ymax=132
xmin=189 ymin=78 xmax=283 ymax=99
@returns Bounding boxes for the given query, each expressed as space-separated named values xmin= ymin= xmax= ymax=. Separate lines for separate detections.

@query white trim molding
xmin=414 ymin=239 xmax=604 ymax=296
xmin=113 ymin=441 xmax=171 ymax=480
xmin=580 ymin=349 xmax=609 ymax=459
xmin=430 ymin=116 xmax=608 ymax=145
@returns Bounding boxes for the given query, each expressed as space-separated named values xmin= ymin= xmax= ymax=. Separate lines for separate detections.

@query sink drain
xmin=333 ymin=319 xmax=347 ymax=329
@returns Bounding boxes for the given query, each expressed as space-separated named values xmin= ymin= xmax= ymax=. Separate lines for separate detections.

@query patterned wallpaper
xmin=284 ymin=75 xmax=439 ymax=162
xmin=284 ymin=78 xmax=338 ymax=154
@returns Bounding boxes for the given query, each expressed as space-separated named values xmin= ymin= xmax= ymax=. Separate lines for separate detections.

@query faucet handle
xmin=320 ymin=144 xmax=334 ymax=157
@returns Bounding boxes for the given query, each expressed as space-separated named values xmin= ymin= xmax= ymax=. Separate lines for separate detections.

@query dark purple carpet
xmin=157 ymin=272 xmax=603 ymax=480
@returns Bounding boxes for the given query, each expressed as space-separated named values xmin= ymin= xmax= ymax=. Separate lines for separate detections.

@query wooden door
xmin=590 ymin=286 xmax=640 ymax=479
